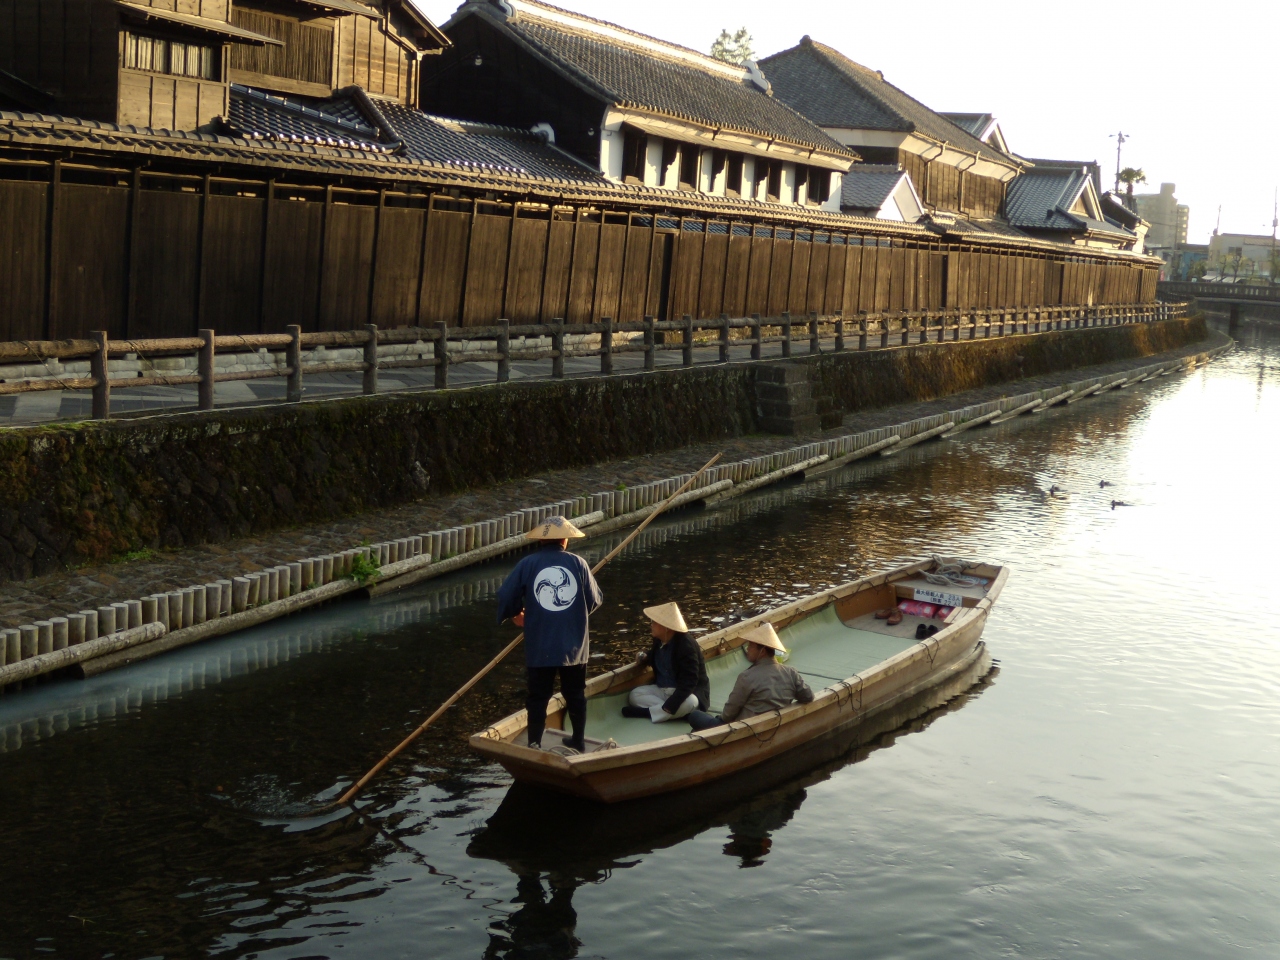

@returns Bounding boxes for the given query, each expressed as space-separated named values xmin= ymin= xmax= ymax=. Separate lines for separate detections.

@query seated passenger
xmin=687 ymin=623 xmax=814 ymax=731
xmin=621 ymin=602 xmax=710 ymax=723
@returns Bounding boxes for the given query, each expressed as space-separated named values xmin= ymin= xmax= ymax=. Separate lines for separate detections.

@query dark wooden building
xmin=0 ymin=0 xmax=448 ymax=129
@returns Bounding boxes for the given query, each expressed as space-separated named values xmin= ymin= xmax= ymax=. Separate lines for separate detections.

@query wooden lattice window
xmin=123 ymin=31 xmax=218 ymax=79
xmin=230 ymin=10 xmax=334 ymax=86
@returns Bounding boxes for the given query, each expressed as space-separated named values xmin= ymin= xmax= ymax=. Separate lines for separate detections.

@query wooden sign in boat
xmin=470 ymin=557 xmax=1007 ymax=803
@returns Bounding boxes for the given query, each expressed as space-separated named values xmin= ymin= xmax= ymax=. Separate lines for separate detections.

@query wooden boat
xmin=470 ymin=556 xmax=1007 ymax=803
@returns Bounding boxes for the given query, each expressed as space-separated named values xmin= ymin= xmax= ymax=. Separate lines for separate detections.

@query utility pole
xmin=1109 ymin=131 xmax=1128 ymax=193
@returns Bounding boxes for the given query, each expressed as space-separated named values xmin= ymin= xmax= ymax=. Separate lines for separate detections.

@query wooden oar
xmin=331 ymin=451 xmax=723 ymax=808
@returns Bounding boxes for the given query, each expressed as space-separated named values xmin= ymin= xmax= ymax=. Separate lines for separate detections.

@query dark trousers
xmin=687 ymin=709 xmax=725 ymax=731
xmin=526 ymin=664 xmax=587 ymax=748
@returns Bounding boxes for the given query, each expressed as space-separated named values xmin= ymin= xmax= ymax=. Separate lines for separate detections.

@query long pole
xmin=331 ymin=451 xmax=723 ymax=808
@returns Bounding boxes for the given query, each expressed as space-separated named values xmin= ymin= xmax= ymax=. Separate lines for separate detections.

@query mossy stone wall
xmin=0 ymin=317 xmax=1205 ymax=582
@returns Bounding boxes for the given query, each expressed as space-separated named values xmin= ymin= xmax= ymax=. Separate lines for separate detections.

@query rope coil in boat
xmin=923 ymin=554 xmax=983 ymax=588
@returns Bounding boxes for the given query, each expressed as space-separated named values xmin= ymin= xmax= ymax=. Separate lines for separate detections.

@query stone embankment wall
xmin=0 ymin=317 xmax=1205 ymax=582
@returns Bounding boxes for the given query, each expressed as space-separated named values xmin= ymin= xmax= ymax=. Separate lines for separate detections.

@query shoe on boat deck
xmin=915 ymin=623 xmax=929 ymax=639
xmin=620 ymin=705 xmax=650 ymax=719
xmin=874 ymin=608 xmax=894 ymax=620
xmin=887 ymin=609 xmax=904 ymax=625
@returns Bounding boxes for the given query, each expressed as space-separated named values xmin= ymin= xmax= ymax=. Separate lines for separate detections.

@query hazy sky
xmin=412 ymin=0 xmax=1275 ymax=244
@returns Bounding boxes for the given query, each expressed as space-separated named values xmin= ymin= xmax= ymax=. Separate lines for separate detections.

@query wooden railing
xmin=0 ymin=302 xmax=1187 ymax=420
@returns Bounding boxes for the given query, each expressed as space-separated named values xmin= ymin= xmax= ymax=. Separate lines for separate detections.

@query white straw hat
xmin=644 ymin=602 xmax=688 ymax=633
xmin=742 ymin=622 xmax=786 ymax=653
xmin=525 ymin=516 xmax=586 ymax=540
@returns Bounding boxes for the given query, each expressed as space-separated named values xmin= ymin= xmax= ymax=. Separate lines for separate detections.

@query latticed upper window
xmin=124 ymin=31 xmax=218 ymax=80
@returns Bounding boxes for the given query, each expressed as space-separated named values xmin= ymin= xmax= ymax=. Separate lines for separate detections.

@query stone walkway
xmin=0 ymin=330 xmax=1228 ymax=629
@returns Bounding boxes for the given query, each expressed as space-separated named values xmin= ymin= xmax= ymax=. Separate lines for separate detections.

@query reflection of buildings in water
xmin=484 ymin=873 xmax=583 ymax=960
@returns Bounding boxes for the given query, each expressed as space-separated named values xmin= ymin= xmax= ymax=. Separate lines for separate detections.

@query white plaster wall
xmin=821 ymin=172 xmax=843 ymax=213
xmin=644 ymin=138 xmax=664 ymax=187
xmin=600 ymin=126 xmax=624 ymax=180
xmin=743 ymin=157 xmax=756 ymax=200
xmin=780 ymin=163 xmax=796 ymax=204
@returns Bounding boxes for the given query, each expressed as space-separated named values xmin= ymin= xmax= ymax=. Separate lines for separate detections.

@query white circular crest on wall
xmin=534 ymin=566 xmax=579 ymax=611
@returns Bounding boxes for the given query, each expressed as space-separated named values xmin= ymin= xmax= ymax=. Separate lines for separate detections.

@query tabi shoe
xmin=621 ymin=705 xmax=650 ymax=719
xmin=886 ymin=609 xmax=904 ymax=626
xmin=915 ymin=623 xmax=930 ymax=639
xmin=526 ymin=741 xmax=541 ymax=750
xmin=926 ymin=624 xmax=939 ymax=637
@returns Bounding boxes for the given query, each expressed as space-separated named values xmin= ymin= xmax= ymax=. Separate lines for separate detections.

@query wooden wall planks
xmin=0 ymin=170 xmax=1161 ymax=343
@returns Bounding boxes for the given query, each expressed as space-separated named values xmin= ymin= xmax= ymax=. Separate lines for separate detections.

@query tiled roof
xmin=931 ymin=217 xmax=1033 ymax=242
xmin=1005 ymin=167 xmax=1135 ymax=241
xmin=939 ymin=112 xmax=992 ymax=139
xmin=840 ymin=164 xmax=904 ymax=213
xmin=760 ymin=38 xmax=1015 ymax=167
xmin=225 ymin=86 xmax=391 ymax=152
xmin=221 ymin=85 xmax=607 ymax=183
xmin=457 ymin=1 xmax=851 ymax=156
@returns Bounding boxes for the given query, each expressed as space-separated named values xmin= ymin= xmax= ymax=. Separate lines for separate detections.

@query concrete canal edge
xmin=0 ymin=317 xmax=1206 ymax=583
xmin=0 ymin=331 xmax=1230 ymax=691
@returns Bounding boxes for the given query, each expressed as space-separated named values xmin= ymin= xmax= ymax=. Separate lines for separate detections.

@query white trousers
xmin=629 ymin=684 xmax=698 ymax=722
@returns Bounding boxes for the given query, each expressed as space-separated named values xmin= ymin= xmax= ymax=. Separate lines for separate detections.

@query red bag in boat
xmin=897 ymin=600 xmax=937 ymax=618
xmin=934 ymin=605 xmax=954 ymax=620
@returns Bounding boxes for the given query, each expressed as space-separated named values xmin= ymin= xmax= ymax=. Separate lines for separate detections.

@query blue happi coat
xmin=496 ymin=544 xmax=603 ymax=667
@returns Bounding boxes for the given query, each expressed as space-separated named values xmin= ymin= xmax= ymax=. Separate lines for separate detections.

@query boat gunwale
xmin=470 ymin=558 xmax=1007 ymax=776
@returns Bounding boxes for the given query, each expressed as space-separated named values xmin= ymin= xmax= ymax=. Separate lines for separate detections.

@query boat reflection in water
xmin=471 ymin=660 xmax=997 ymax=955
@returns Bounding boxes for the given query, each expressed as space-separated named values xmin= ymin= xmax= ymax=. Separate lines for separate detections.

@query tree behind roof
xmin=711 ymin=28 xmax=754 ymax=65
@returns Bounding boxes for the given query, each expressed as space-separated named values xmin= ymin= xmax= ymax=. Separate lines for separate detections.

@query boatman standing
xmin=497 ymin=516 xmax=603 ymax=754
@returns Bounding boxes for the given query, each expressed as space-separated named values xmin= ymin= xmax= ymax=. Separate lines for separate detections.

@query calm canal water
xmin=2 ymin=318 xmax=1277 ymax=960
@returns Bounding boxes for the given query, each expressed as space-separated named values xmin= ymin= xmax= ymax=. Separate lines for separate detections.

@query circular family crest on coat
xmin=534 ymin=566 xmax=579 ymax=611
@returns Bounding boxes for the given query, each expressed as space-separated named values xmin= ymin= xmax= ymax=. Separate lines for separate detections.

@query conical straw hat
xmin=525 ymin=515 xmax=586 ymax=540
xmin=742 ymin=622 xmax=786 ymax=652
xmin=643 ymin=602 xmax=688 ymax=633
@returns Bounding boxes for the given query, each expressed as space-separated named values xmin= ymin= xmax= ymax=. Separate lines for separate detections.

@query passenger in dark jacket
xmin=622 ymin=602 xmax=710 ymax=722
xmin=496 ymin=516 xmax=603 ymax=752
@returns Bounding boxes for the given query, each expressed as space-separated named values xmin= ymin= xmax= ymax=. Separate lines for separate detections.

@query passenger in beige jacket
xmin=687 ymin=623 xmax=813 ymax=731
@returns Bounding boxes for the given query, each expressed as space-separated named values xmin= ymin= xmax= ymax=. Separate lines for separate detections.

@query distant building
xmin=1207 ymin=232 xmax=1277 ymax=281
xmin=1132 ymin=183 xmax=1188 ymax=250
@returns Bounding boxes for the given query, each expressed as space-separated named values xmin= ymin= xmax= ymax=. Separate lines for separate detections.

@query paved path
xmin=1 ymin=328 xmax=1009 ymax=426
xmin=0 ymin=330 xmax=1228 ymax=629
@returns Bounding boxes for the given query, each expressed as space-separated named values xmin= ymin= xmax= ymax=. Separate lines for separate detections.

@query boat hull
xmin=472 ymin=559 xmax=1004 ymax=803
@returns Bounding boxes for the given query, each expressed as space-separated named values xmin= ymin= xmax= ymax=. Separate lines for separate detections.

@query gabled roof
xmin=1100 ymin=192 xmax=1147 ymax=231
xmin=841 ymin=164 xmax=905 ymax=210
xmin=1005 ymin=166 xmax=1135 ymax=241
xmin=115 ymin=1 xmax=280 ymax=45
xmin=444 ymin=0 xmax=852 ymax=157
xmin=939 ymin=111 xmax=1010 ymax=154
xmin=760 ymin=38 xmax=1016 ymax=168
xmin=223 ymin=83 xmax=608 ymax=182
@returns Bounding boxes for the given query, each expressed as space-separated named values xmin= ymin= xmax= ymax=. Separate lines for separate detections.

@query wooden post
xmin=835 ymin=312 xmax=845 ymax=352
xmin=600 ymin=317 xmax=614 ymax=375
xmin=552 ymin=319 xmax=565 ymax=377
xmin=781 ymin=311 xmax=791 ymax=358
xmin=809 ymin=311 xmax=819 ymax=354
xmin=879 ymin=313 xmax=889 ymax=349
xmin=286 ymin=324 xmax=303 ymax=403
xmin=363 ymin=323 xmax=378 ymax=395
xmin=751 ymin=314 xmax=762 ymax=360
xmin=900 ymin=312 xmax=910 ymax=347
xmin=719 ymin=313 xmax=730 ymax=363
xmin=858 ymin=312 xmax=869 ymax=351
xmin=643 ymin=316 xmax=655 ymax=371
xmin=682 ymin=314 xmax=693 ymax=366
xmin=198 ymin=328 xmax=215 ymax=410
xmin=435 ymin=321 xmax=449 ymax=389
xmin=91 ymin=331 xmax=110 ymax=419
xmin=497 ymin=319 xmax=510 ymax=383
